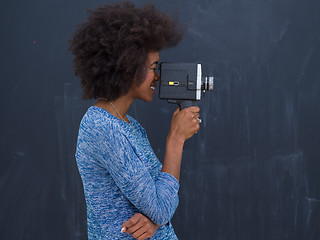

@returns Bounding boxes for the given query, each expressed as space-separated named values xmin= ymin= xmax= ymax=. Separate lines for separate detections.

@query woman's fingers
xmin=174 ymin=106 xmax=199 ymax=117
xmin=131 ymin=226 xmax=147 ymax=239
xmin=169 ymin=106 xmax=201 ymax=141
xmin=188 ymin=106 xmax=200 ymax=113
xmin=194 ymin=113 xmax=200 ymax=119
xmin=122 ymin=213 xmax=141 ymax=232
xmin=136 ymin=232 xmax=151 ymax=240
xmin=122 ymin=213 xmax=159 ymax=239
xmin=122 ymin=213 xmax=150 ymax=237
xmin=181 ymin=107 xmax=201 ymax=136
xmin=125 ymin=221 xmax=143 ymax=235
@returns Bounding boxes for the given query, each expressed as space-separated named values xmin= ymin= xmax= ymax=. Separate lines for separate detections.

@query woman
xmin=69 ymin=2 xmax=200 ymax=239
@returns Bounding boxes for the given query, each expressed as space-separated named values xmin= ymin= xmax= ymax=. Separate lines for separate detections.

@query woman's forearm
xmin=161 ymin=132 xmax=185 ymax=181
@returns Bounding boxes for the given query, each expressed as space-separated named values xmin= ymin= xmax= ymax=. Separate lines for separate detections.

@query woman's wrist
xmin=167 ymin=131 xmax=185 ymax=147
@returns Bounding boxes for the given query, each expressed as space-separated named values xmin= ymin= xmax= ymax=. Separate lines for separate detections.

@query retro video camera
xmin=159 ymin=63 xmax=214 ymax=109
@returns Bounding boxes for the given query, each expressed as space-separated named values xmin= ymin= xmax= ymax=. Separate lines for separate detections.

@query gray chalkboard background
xmin=1 ymin=0 xmax=320 ymax=239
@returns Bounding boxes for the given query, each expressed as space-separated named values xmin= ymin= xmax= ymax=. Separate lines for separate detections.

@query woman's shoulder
xmin=79 ymin=106 xmax=125 ymax=137
xmin=79 ymin=106 xmax=147 ymax=141
xmin=81 ymin=106 xmax=115 ymax=126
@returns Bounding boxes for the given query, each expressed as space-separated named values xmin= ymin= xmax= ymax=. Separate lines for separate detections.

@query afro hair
xmin=68 ymin=1 xmax=186 ymax=101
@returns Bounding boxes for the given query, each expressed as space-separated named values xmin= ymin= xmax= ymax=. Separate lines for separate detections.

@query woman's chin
xmin=138 ymin=96 xmax=153 ymax=102
xmin=145 ymin=97 xmax=153 ymax=102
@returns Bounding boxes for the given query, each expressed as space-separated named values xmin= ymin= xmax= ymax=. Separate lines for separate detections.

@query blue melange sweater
xmin=75 ymin=106 xmax=179 ymax=239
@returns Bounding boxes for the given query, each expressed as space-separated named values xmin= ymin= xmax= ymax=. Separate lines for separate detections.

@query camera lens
xmin=202 ymin=76 xmax=214 ymax=91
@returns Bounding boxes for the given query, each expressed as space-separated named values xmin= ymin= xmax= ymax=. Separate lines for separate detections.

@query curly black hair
xmin=68 ymin=2 xmax=185 ymax=100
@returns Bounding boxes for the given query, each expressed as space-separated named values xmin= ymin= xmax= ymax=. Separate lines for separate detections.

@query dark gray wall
xmin=1 ymin=0 xmax=319 ymax=239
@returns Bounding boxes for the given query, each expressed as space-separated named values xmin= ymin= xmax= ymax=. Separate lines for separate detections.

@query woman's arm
xmin=161 ymin=106 xmax=200 ymax=181
xmin=121 ymin=106 xmax=200 ymax=238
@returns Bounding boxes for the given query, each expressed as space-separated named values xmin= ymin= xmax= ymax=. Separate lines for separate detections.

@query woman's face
xmin=131 ymin=51 xmax=160 ymax=102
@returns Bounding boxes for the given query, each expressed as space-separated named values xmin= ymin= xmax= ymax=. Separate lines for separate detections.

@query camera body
xmin=159 ymin=62 xmax=214 ymax=109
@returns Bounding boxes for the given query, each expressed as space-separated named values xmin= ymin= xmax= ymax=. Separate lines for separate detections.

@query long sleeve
xmin=77 ymin=108 xmax=180 ymax=226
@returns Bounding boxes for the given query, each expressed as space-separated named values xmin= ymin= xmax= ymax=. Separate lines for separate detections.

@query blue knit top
xmin=75 ymin=106 xmax=180 ymax=239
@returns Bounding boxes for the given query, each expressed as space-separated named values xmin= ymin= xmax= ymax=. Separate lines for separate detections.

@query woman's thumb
xmin=173 ymin=107 xmax=180 ymax=116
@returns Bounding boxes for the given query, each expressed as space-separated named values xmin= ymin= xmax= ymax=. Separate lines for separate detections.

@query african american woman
xmin=69 ymin=2 xmax=200 ymax=239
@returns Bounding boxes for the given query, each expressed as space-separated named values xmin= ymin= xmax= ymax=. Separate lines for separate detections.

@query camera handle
xmin=167 ymin=99 xmax=198 ymax=110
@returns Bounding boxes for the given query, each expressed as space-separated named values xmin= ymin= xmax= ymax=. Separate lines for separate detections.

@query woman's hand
xmin=168 ymin=106 xmax=200 ymax=143
xmin=122 ymin=213 xmax=161 ymax=240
